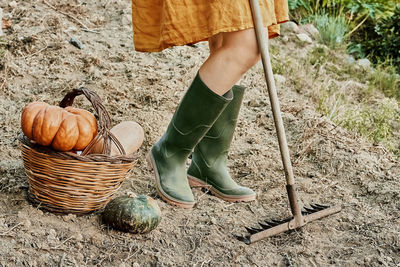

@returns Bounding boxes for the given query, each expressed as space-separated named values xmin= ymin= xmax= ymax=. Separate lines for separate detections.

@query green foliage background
xmin=289 ymin=0 xmax=400 ymax=71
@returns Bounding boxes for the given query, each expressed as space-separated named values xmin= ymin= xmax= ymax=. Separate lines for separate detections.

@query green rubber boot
xmin=147 ymin=73 xmax=233 ymax=208
xmin=187 ymin=85 xmax=256 ymax=202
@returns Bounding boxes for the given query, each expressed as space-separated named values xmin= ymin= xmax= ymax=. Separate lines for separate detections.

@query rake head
xmin=235 ymin=203 xmax=341 ymax=244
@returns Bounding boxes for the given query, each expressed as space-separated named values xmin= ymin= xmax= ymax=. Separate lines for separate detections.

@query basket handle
xmin=59 ymin=87 xmax=127 ymax=156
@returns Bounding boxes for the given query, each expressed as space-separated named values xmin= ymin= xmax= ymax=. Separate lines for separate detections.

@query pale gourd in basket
xmin=88 ymin=121 xmax=144 ymax=155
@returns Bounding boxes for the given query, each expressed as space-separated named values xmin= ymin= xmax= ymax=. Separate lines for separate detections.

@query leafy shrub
xmin=356 ymin=6 xmax=400 ymax=71
xmin=341 ymin=98 xmax=399 ymax=145
xmin=289 ymin=0 xmax=399 ymax=69
xmin=368 ymin=62 xmax=400 ymax=98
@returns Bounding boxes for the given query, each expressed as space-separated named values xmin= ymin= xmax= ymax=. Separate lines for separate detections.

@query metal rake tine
xmin=233 ymin=234 xmax=251 ymax=244
xmin=245 ymin=226 xmax=263 ymax=235
xmin=302 ymin=209 xmax=312 ymax=215
xmin=310 ymin=204 xmax=326 ymax=211
xmin=304 ymin=206 xmax=316 ymax=213
xmin=259 ymin=221 xmax=272 ymax=230
xmin=264 ymin=220 xmax=280 ymax=227
xmin=272 ymin=217 xmax=292 ymax=223
xmin=314 ymin=203 xmax=330 ymax=209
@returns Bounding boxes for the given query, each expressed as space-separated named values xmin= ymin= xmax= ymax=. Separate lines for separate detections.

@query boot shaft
xmin=193 ymin=85 xmax=245 ymax=163
xmin=158 ymin=74 xmax=233 ymax=161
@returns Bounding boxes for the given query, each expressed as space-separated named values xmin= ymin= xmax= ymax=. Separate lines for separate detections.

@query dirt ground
xmin=0 ymin=1 xmax=399 ymax=266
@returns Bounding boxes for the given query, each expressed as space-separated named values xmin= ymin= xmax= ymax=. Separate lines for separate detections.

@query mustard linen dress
xmin=132 ymin=0 xmax=289 ymax=52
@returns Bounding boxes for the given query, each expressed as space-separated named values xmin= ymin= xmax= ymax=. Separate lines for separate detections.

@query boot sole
xmin=146 ymin=152 xmax=195 ymax=209
xmin=187 ymin=175 xmax=256 ymax=202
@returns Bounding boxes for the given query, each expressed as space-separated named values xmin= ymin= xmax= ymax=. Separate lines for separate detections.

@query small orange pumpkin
xmin=21 ymin=101 xmax=98 ymax=151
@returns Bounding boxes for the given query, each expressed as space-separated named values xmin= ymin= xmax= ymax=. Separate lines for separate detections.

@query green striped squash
xmin=102 ymin=195 xmax=161 ymax=234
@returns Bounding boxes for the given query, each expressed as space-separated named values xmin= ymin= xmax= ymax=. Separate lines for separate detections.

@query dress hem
xmin=134 ymin=20 xmax=289 ymax=53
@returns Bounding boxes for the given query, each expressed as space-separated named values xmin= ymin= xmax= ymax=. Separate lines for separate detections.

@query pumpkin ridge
xmin=41 ymin=106 xmax=63 ymax=146
xmin=73 ymin=114 xmax=92 ymax=150
xmin=21 ymin=102 xmax=48 ymax=140
xmin=32 ymin=108 xmax=46 ymax=145
xmin=51 ymin=114 xmax=79 ymax=151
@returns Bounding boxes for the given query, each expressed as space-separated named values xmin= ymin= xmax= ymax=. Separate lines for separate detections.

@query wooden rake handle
xmin=249 ymin=0 xmax=303 ymax=224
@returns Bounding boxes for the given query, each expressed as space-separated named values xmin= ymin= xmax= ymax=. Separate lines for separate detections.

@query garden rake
xmin=235 ymin=0 xmax=341 ymax=244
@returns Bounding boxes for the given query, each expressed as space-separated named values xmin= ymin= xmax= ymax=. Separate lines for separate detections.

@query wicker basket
xmin=19 ymin=88 xmax=138 ymax=214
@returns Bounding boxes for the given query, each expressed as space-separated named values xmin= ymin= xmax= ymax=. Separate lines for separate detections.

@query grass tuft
xmin=311 ymin=13 xmax=349 ymax=48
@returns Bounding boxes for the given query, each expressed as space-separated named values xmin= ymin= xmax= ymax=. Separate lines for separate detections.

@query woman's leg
xmin=149 ymin=28 xmax=261 ymax=208
xmin=189 ymin=29 xmax=258 ymax=202
xmin=200 ymin=28 xmax=261 ymax=95
xmin=208 ymin=33 xmax=223 ymax=54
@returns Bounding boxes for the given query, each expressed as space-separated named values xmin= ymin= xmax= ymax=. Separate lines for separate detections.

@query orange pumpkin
xmin=21 ymin=101 xmax=98 ymax=151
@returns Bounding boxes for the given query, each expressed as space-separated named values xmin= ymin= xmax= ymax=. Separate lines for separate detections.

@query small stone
xmin=22 ymin=219 xmax=32 ymax=228
xmin=17 ymin=210 xmax=25 ymax=218
xmin=296 ymin=33 xmax=313 ymax=44
xmin=74 ymin=233 xmax=84 ymax=242
xmin=281 ymin=21 xmax=299 ymax=34
xmin=301 ymin=24 xmax=320 ymax=38
xmin=132 ymin=263 xmax=140 ymax=267
xmin=75 ymin=252 xmax=84 ymax=262
xmin=35 ymin=209 xmax=43 ymax=216
xmin=88 ymin=66 xmax=101 ymax=79
xmin=357 ymin=58 xmax=371 ymax=69
xmin=13 ymin=24 xmax=21 ymax=31
xmin=9 ymin=1 xmax=17 ymax=8
xmin=62 ymin=214 xmax=76 ymax=222
xmin=49 ymin=229 xmax=56 ymax=237
xmin=0 ymin=218 xmax=6 ymax=228
xmin=210 ymin=217 xmax=217 ymax=225
xmin=247 ymin=99 xmax=261 ymax=107
xmin=47 ymin=229 xmax=58 ymax=242
xmin=69 ymin=37 xmax=84 ymax=49
xmin=90 ymin=236 xmax=102 ymax=246
xmin=281 ymin=35 xmax=289 ymax=43
xmin=126 ymin=191 xmax=137 ymax=198
xmin=347 ymin=56 xmax=355 ymax=64
xmin=122 ymin=14 xmax=131 ymax=25
xmin=66 ymin=26 xmax=78 ymax=32
xmin=274 ymin=74 xmax=286 ymax=84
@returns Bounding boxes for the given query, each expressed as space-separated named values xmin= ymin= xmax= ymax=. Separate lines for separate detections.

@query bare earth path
xmin=0 ymin=1 xmax=399 ymax=266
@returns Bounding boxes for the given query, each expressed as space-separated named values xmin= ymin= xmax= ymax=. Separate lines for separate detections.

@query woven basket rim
xmin=19 ymin=133 xmax=139 ymax=164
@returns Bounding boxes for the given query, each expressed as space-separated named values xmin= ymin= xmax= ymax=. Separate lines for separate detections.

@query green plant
xmin=347 ymin=43 xmax=365 ymax=59
xmin=308 ymin=45 xmax=329 ymax=66
xmin=317 ymin=83 xmax=346 ymax=120
xmin=368 ymin=61 xmax=400 ymax=99
xmin=361 ymin=6 xmax=400 ymax=71
xmin=289 ymin=0 xmax=310 ymax=11
xmin=311 ymin=13 xmax=349 ymax=48
xmin=341 ymin=98 xmax=399 ymax=144
xmin=289 ymin=0 xmax=399 ymax=69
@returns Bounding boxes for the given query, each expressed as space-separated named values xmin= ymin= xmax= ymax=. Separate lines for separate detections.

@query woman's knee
xmin=222 ymin=29 xmax=261 ymax=69
xmin=208 ymin=33 xmax=223 ymax=54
